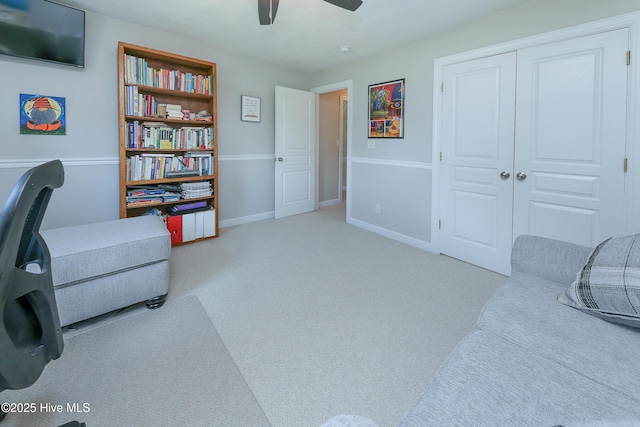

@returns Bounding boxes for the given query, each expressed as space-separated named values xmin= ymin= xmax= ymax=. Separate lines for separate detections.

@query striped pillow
xmin=557 ymin=233 xmax=640 ymax=328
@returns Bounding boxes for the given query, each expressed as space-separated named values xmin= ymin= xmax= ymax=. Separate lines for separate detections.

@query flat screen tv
xmin=0 ymin=0 xmax=85 ymax=67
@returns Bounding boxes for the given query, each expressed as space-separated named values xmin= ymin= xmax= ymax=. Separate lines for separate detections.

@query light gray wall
xmin=310 ymin=0 xmax=640 ymax=249
xmin=0 ymin=10 xmax=309 ymax=230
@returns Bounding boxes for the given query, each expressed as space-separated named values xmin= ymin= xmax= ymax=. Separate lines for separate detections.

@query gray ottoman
xmin=40 ymin=215 xmax=171 ymax=327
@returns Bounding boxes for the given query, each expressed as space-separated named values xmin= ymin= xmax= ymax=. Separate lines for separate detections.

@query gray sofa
xmin=398 ymin=235 xmax=640 ymax=426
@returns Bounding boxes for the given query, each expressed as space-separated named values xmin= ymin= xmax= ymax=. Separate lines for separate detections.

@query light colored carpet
xmin=1 ymin=203 xmax=507 ymax=426
xmin=1 ymin=295 xmax=270 ymax=427
xmin=167 ymin=204 xmax=507 ymax=426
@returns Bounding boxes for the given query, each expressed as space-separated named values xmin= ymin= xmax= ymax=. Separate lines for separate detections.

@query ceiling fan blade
xmin=258 ymin=0 xmax=279 ymax=25
xmin=323 ymin=0 xmax=363 ymax=12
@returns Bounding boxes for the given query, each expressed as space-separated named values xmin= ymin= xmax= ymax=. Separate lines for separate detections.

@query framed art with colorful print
xmin=368 ymin=79 xmax=403 ymax=139
xmin=20 ymin=94 xmax=66 ymax=135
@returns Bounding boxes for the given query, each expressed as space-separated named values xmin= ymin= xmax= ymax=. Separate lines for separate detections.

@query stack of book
xmin=166 ymin=104 xmax=183 ymax=120
xmin=126 ymin=186 xmax=181 ymax=207
xmin=194 ymin=110 xmax=213 ymax=122
xmin=180 ymin=181 xmax=213 ymax=199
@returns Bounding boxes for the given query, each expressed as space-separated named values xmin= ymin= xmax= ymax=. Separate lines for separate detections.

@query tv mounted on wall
xmin=0 ymin=0 xmax=85 ymax=68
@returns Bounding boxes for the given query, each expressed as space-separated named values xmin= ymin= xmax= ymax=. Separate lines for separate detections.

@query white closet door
xmin=513 ymin=29 xmax=628 ymax=248
xmin=440 ymin=52 xmax=517 ymax=275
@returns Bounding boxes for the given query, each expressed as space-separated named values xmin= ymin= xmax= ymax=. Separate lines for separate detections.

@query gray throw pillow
xmin=557 ymin=233 xmax=640 ymax=328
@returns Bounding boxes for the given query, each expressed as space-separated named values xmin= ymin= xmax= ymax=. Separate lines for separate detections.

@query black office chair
xmin=0 ymin=160 xmax=66 ymax=423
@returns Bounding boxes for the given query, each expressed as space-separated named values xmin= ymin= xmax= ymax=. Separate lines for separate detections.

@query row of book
xmin=126 ymin=186 xmax=181 ymax=206
xmin=125 ymin=85 xmax=158 ymax=117
xmin=126 ymin=121 xmax=213 ymax=150
xmin=127 ymin=154 xmax=214 ymax=181
xmin=123 ymin=54 xmax=213 ymax=95
xmin=126 ymin=183 xmax=213 ymax=207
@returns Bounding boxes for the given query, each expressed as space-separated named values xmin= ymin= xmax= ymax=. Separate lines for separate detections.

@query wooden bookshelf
xmin=117 ymin=42 xmax=218 ymax=244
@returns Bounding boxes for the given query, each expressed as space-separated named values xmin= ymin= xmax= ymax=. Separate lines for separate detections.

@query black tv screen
xmin=0 ymin=0 xmax=85 ymax=67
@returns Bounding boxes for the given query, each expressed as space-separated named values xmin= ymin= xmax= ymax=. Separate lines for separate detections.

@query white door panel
xmin=528 ymin=202 xmax=599 ymax=248
xmin=513 ymin=29 xmax=628 ymax=247
xmin=275 ymin=86 xmax=316 ymax=218
xmin=440 ymin=52 xmax=517 ymax=275
xmin=439 ymin=29 xmax=628 ymax=275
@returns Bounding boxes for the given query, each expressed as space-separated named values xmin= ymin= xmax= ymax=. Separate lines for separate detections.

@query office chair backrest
xmin=0 ymin=160 xmax=64 ymax=391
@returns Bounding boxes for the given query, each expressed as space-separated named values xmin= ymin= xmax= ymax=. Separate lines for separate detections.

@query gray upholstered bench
xmin=40 ymin=215 xmax=171 ymax=327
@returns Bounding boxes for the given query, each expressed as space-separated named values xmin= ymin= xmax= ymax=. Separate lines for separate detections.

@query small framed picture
xmin=20 ymin=93 xmax=66 ymax=135
xmin=241 ymin=95 xmax=261 ymax=122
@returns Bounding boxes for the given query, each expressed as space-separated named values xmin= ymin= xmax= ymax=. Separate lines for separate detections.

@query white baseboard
xmin=318 ymin=198 xmax=340 ymax=209
xmin=219 ymin=211 xmax=274 ymax=228
xmin=347 ymin=217 xmax=434 ymax=253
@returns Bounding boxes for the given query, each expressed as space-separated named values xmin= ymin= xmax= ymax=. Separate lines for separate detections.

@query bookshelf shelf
xmin=124 ymin=175 xmax=216 ymax=186
xmin=127 ymin=195 xmax=215 ymax=210
xmin=124 ymin=115 xmax=213 ymax=126
xmin=118 ymin=42 xmax=218 ymax=243
xmin=125 ymin=84 xmax=214 ymax=100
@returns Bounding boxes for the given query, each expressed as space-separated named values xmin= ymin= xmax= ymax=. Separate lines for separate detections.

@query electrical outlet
xmin=375 ymin=204 xmax=381 ymax=214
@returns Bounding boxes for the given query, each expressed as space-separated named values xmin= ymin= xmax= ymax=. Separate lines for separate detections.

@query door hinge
xmin=441 ymin=82 xmax=444 ymax=93
xmin=439 ymin=220 xmax=441 ymax=229
xmin=440 ymin=151 xmax=443 ymax=161
xmin=627 ymin=50 xmax=631 ymax=66
xmin=624 ymin=157 xmax=628 ymax=173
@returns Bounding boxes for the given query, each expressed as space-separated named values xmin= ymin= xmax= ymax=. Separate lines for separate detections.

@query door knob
xmin=516 ymin=172 xmax=527 ymax=181
xmin=500 ymin=171 xmax=510 ymax=180
xmin=277 ymin=157 xmax=283 ymax=162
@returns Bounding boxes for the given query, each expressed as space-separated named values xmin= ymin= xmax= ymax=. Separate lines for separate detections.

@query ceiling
xmin=59 ymin=0 xmax=538 ymax=72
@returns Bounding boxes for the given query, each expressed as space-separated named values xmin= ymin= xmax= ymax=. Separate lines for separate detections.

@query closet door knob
xmin=500 ymin=171 xmax=510 ymax=179
xmin=516 ymin=172 xmax=527 ymax=181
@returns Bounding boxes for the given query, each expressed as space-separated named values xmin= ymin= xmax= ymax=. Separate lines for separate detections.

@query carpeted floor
xmin=166 ymin=203 xmax=507 ymax=426
xmin=1 ymin=203 xmax=507 ymax=426
xmin=1 ymin=295 xmax=270 ymax=427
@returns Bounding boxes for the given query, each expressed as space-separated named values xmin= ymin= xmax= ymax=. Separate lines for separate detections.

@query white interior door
xmin=275 ymin=86 xmax=317 ymax=219
xmin=513 ymin=29 xmax=628 ymax=247
xmin=440 ymin=52 xmax=517 ymax=275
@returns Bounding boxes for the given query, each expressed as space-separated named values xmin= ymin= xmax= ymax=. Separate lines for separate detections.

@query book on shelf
xmin=126 ymin=185 xmax=185 ymax=206
xmin=170 ymin=200 xmax=208 ymax=213
xmin=194 ymin=110 xmax=213 ymax=122
xmin=180 ymin=181 xmax=213 ymax=199
xmin=166 ymin=209 xmax=216 ymax=243
xmin=124 ymin=54 xmax=214 ymax=95
xmin=164 ymin=170 xmax=200 ymax=178
xmin=165 ymin=103 xmax=183 ymax=119
xmin=126 ymin=122 xmax=213 ymax=150
xmin=127 ymin=154 xmax=213 ymax=183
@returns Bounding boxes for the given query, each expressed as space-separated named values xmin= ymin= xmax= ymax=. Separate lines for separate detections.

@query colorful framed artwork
xmin=368 ymin=79 xmax=404 ymax=139
xmin=20 ymin=94 xmax=66 ymax=135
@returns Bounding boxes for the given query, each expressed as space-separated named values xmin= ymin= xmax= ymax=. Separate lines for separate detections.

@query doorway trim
xmin=311 ymin=79 xmax=354 ymax=222
xmin=431 ymin=11 xmax=640 ymax=255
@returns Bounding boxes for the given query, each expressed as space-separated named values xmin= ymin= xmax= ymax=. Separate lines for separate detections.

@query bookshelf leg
xmin=146 ymin=293 xmax=167 ymax=309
